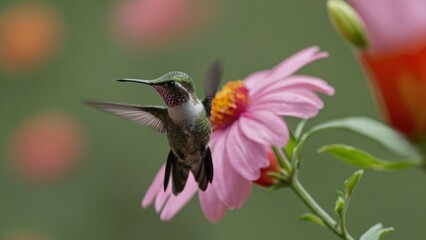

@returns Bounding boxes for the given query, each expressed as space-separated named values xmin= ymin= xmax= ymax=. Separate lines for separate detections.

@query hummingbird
xmin=86 ymin=62 xmax=223 ymax=195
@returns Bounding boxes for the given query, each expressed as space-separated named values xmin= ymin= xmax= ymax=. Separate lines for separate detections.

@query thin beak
xmin=116 ymin=78 xmax=154 ymax=85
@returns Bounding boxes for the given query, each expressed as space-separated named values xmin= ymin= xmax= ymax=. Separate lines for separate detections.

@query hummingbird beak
xmin=116 ymin=78 xmax=155 ymax=85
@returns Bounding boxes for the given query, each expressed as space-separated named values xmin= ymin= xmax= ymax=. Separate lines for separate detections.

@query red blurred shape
xmin=0 ymin=2 xmax=64 ymax=74
xmin=254 ymin=151 xmax=282 ymax=187
xmin=113 ymin=0 xmax=213 ymax=49
xmin=361 ymin=41 xmax=426 ymax=140
xmin=348 ymin=0 xmax=426 ymax=140
xmin=10 ymin=112 xmax=86 ymax=184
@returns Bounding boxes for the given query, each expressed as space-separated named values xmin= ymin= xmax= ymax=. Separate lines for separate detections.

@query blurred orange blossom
xmin=0 ymin=1 xmax=64 ymax=74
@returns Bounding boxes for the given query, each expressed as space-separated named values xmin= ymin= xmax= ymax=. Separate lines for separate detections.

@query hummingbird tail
xmin=191 ymin=147 xmax=214 ymax=192
xmin=164 ymin=150 xmax=190 ymax=195
xmin=171 ymin=160 xmax=190 ymax=195
xmin=165 ymin=148 xmax=214 ymax=196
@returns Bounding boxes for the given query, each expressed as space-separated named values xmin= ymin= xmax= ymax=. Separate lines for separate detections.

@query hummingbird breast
xmin=166 ymin=111 xmax=211 ymax=161
xmin=167 ymin=97 xmax=204 ymax=123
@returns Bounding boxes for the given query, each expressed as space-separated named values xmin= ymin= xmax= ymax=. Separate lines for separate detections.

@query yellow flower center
xmin=210 ymin=80 xmax=249 ymax=130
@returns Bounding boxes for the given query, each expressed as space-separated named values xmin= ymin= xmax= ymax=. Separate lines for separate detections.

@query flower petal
xmin=199 ymin=185 xmax=228 ymax=223
xmin=248 ymin=47 xmax=329 ymax=97
xmin=269 ymin=46 xmax=325 ymax=78
xmin=253 ymin=75 xmax=335 ymax=99
xmin=288 ymin=89 xmax=325 ymax=108
xmin=141 ymin=165 xmax=166 ymax=208
xmin=253 ymin=91 xmax=319 ymax=106
xmin=238 ymin=111 xmax=289 ymax=147
xmin=155 ymin=180 xmax=172 ymax=213
xmin=244 ymin=70 xmax=270 ymax=89
xmin=249 ymin=91 xmax=321 ymax=119
xmin=208 ymin=129 xmax=222 ymax=148
xmin=211 ymin=128 xmax=253 ymax=208
xmin=159 ymin=173 xmax=198 ymax=221
xmin=350 ymin=0 xmax=426 ymax=52
xmin=225 ymin=124 xmax=265 ymax=180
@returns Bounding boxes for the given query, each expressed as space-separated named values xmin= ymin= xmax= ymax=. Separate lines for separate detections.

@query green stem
xmin=290 ymin=174 xmax=355 ymax=240
xmin=340 ymin=194 xmax=351 ymax=239
xmin=272 ymin=146 xmax=292 ymax=174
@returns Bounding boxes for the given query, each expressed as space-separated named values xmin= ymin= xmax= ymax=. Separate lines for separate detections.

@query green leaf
xmin=334 ymin=195 xmax=345 ymax=217
xmin=266 ymin=171 xmax=287 ymax=181
xmin=344 ymin=169 xmax=363 ymax=196
xmin=300 ymin=213 xmax=325 ymax=227
xmin=283 ymin=136 xmax=297 ymax=161
xmin=360 ymin=223 xmax=394 ymax=240
xmin=267 ymin=182 xmax=288 ymax=193
xmin=336 ymin=190 xmax=345 ymax=198
xmin=299 ymin=117 xmax=421 ymax=159
xmin=318 ymin=144 xmax=420 ymax=170
xmin=272 ymin=146 xmax=292 ymax=174
xmin=294 ymin=119 xmax=307 ymax=140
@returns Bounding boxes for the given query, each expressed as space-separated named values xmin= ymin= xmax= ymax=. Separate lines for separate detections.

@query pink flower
xmin=350 ymin=0 xmax=426 ymax=54
xmin=10 ymin=112 xmax=86 ymax=184
xmin=112 ymin=0 xmax=213 ymax=49
xmin=142 ymin=47 xmax=335 ymax=222
xmin=348 ymin=0 xmax=426 ymax=140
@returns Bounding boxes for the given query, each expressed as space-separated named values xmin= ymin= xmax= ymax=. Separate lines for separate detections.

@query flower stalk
xmin=272 ymin=149 xmax=355 ymax=240
xmin=291 ymin=175 xmax=355 ymax=240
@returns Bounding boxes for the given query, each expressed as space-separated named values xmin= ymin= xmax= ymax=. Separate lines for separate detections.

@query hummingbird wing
xmin=202 ymin=60 xmax=223 ymax=118
xmin=86 ymin=101 xmax=167 ymax=133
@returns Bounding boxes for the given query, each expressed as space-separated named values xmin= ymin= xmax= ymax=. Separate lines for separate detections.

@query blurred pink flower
xmin=142 ymin=47 xmax=335 ymax=222
xmin=10 ymin=112 xmax=86 ymax=184
xmin=349 ymin=0 xmax=426 ymax=140
xmin=113 ymin=0 xmax=213 ymax=49
xmin=0 ymin=1 xmax=64 ymax=74
xmin=350 ymin=0 xmax=426 ymax=54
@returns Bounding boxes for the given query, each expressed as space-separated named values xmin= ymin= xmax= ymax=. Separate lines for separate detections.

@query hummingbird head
xmin=117 ymin=71 xmax=196 ymax=107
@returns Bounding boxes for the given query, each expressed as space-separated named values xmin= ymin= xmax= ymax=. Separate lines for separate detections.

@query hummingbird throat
xmin=153 ymin=85 xmax=190 ymax=107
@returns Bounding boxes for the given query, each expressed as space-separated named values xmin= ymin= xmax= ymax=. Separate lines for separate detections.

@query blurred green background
xmin=1 ymin=0 xmax=425 ymax=239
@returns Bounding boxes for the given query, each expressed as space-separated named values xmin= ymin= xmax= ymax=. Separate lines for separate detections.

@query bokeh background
xmin=1 ymin=0 xmax=425 ymax=239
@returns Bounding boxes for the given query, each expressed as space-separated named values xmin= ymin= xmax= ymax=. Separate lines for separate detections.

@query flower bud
xmin=327 ymin=0 xmax=368 ymax=49
xmin=254 ymin=151 xmax=282 ymax=187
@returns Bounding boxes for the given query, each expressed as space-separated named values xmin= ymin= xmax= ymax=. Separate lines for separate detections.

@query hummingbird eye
xmin=166 ymin=81 xmax=176 ymax=87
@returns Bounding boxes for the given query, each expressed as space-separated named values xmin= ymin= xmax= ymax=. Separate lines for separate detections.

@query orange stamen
xmin=210 ymin=80 xmax=249 ymax=130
